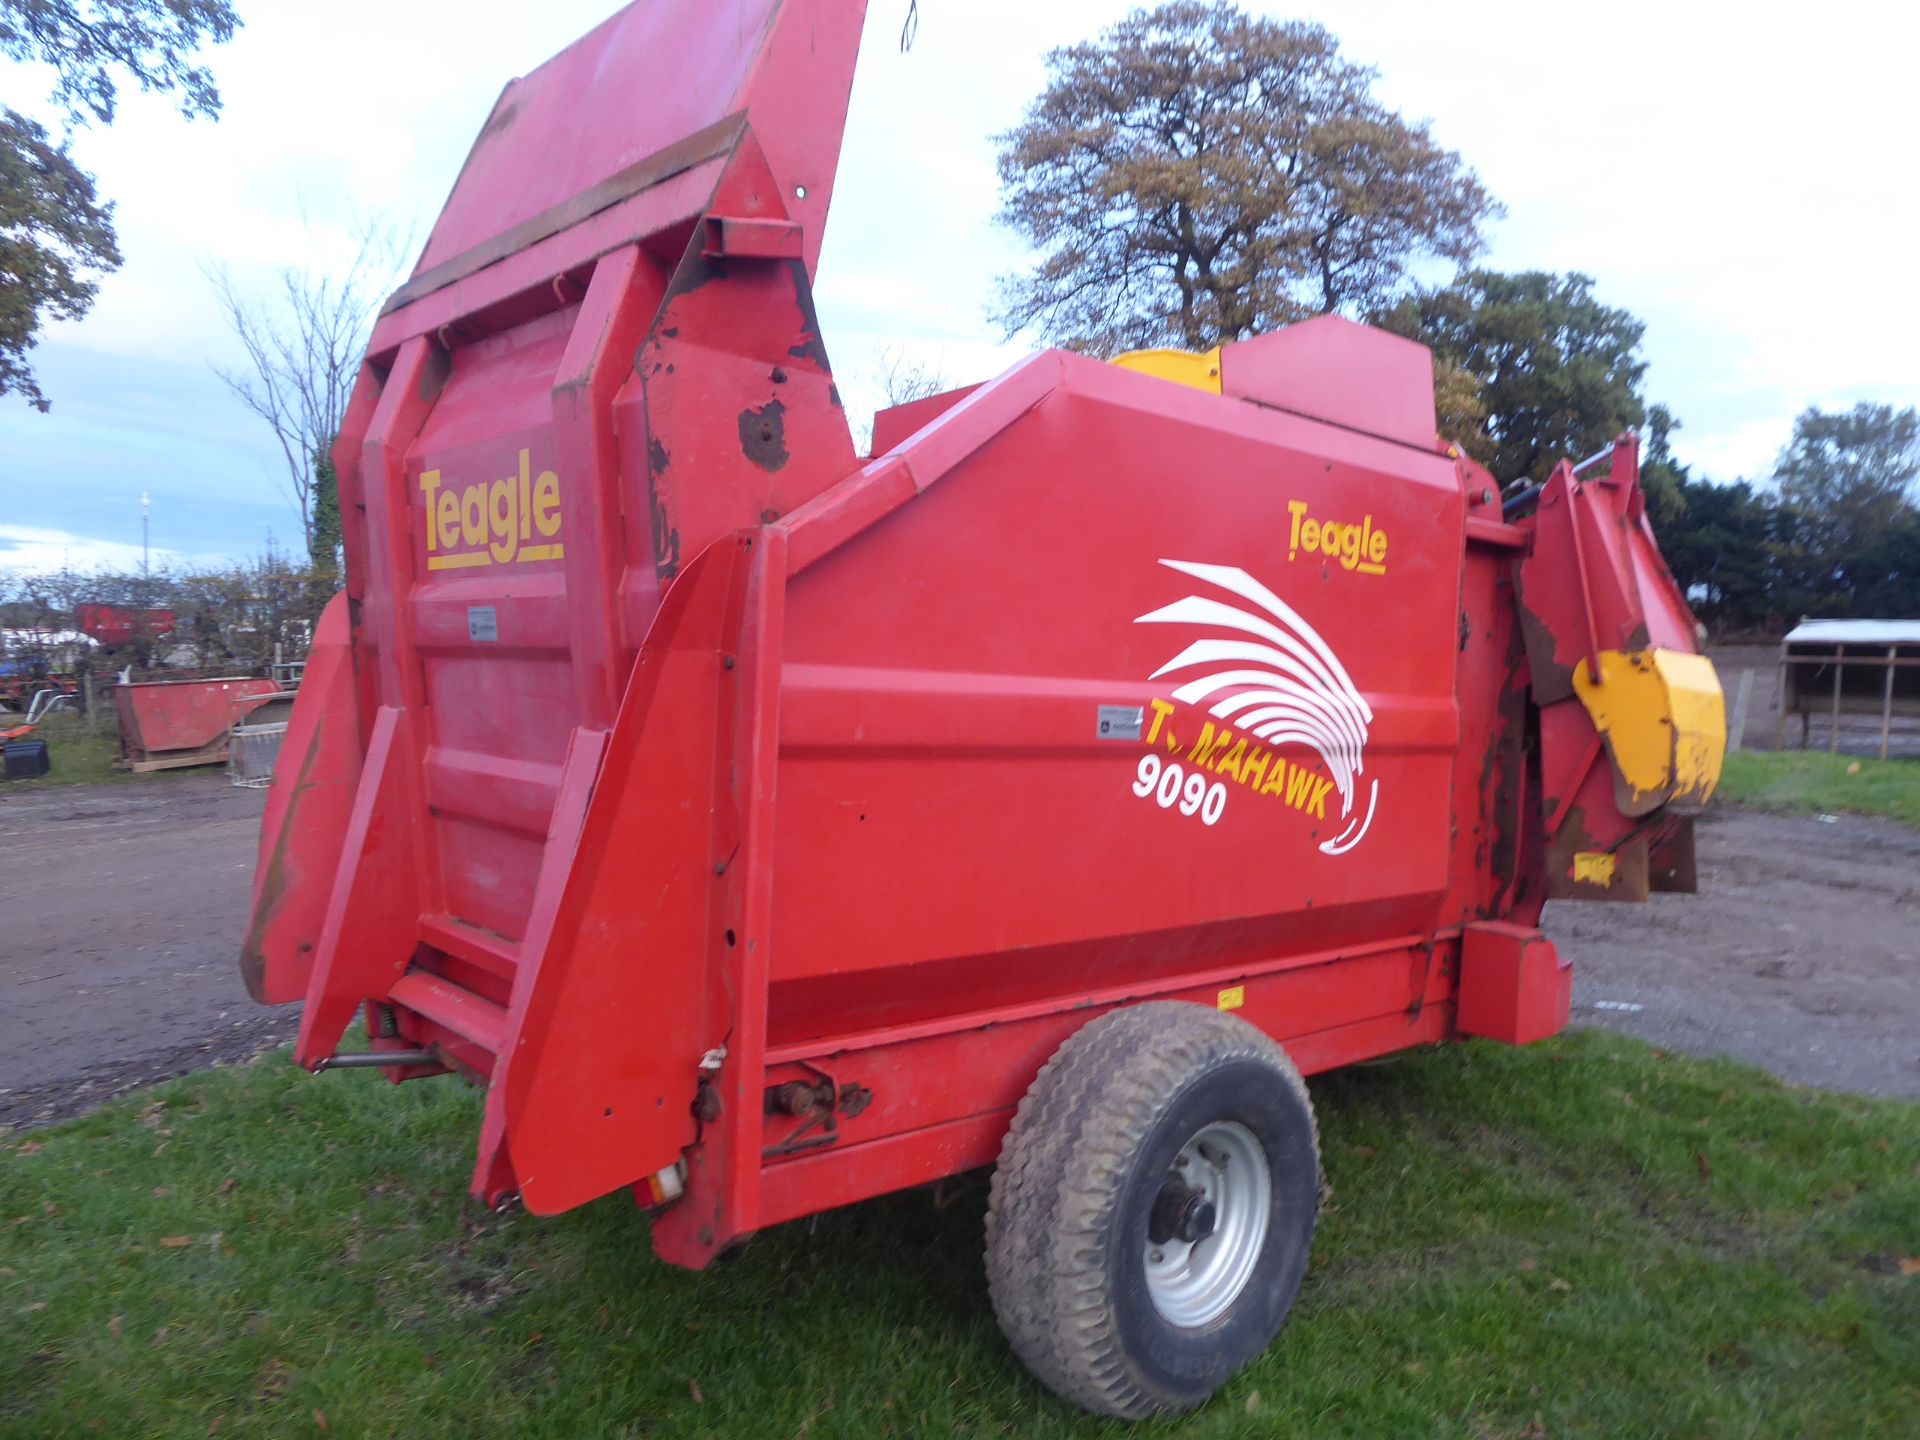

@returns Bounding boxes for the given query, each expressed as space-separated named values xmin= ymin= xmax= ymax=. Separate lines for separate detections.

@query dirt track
xmin=0 ymin=775 xmax=293 ymax=1129
xmin=1549 ymin=805 xmax=1920 ymax=1098
xmin=0 ymin=776 xmax=1914 ymax=1130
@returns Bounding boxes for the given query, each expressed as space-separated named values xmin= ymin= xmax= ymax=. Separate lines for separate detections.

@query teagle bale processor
xmin=240 ymin=0 xmax=1725 ymax=1416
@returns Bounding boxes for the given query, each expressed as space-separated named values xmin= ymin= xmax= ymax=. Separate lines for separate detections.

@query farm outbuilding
xmin=1775 ymin=619 xmax=1920 ymax=757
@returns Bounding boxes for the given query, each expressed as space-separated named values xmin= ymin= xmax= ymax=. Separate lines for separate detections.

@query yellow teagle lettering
xmin=1215 ymin=738 xmax=1247 ymax=782
xmin=489 ymin=476 xmax=520 ymax=564
xmin=533 ymin=469 xmax=562 ymax=537
xmin=1239 ymin=747 xmax=1270 ymax=790
xmin=1288 ymin=498 xmax=1387 ymax=575
xmin=1186 ymin=723 xmax=1231 ymax=768
xmin=1145 ymin=697 xmax=1176 ymax=745
xmin=1146 ymin=703 xmax=1342 ymax=830
xmin=419 ymin=470 xmax=442 ymax=551
xmin=436 ymin=489 xmax=460 ymax=553
xmin=519 ymin=449 xmax=533 ymax=541
xmin=420 ymin=452 xmax=569 ymax=570
xmin=1285 ymin=764 xmax=1315 ymax=810
xmin=460 ymin=485 xmax=486 ymax=547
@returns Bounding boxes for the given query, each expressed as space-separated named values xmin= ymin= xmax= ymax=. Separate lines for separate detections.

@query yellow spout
xmin=1571 ymin=648 xmax=1726 ymax=816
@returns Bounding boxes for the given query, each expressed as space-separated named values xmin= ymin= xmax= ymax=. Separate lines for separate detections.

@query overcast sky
xmin=2 ymin=0 xmax=1915 ymax=573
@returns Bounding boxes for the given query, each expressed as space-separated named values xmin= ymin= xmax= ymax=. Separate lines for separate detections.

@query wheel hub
xmin=1143 ymin=1120 xmax=1272 ymax=1328
xmin=1148 ymin=1177 xmax=1217 ymax=1245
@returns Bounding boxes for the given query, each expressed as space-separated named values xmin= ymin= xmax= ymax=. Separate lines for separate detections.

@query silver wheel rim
xmin=1143 ymin=1120 xmax=1272 ymax=1328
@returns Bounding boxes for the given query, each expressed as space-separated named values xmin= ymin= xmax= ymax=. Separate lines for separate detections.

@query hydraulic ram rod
xmin=312 ymin=1049 xmax=437 ymax=1071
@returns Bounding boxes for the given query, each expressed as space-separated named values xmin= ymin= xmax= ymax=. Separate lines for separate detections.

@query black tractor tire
xmin=984 ymin=1001 xmax=1319 ymax=1418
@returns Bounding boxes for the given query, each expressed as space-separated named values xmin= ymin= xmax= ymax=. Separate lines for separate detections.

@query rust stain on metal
xmin=766 ymin=1080 xmax=832 ymax=1117
xmin=647 ymin=436 xmax=680 ymax=581
xmin=652 ymin=489 xmax=680 ymax=582
xmin=1481 ymin=623 xmax=1531 ymax=912
xmin=782 ymin=259 xmax=833 ymax=369
xmin=737 ymin=398 xmax=789 ymax=472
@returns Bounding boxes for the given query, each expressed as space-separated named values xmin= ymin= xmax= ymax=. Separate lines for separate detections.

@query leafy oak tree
xmin=1 ymin=0 xmax=239 ymax=410
xmin=1638 ymin=402 xmax=1687 ymax=532
xmin=1768 ymin=403 xmax=1920 ymax=615
xmin=1378 ymin=270 xmax=1647 ymax=486
xmin=993 ymin=0 xmax=1500 ymax=355
xmin=1773 ymin=403 xmax=1919 ymax=559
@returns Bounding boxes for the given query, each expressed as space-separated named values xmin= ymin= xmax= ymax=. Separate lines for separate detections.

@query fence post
xmin=1830 ymin=645 xmax=1844 ymax=755
xmin=1728 ymin=669 xmax=1754 ymax=754
xmin=83 ymin=672 xmax=100 ymax=736
xmin=1773 ymin=641 xmax=1789 ymax=750
xmin=1882 ymin=647 xmax=1897 ymax=763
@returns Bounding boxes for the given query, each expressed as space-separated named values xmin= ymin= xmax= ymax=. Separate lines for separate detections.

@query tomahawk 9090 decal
xmin=1132 ymin=559 xmax=1380 ymax=855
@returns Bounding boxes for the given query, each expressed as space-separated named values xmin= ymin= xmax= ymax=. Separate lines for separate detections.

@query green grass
xmin=0 ymin=713 xmax=203 ymax=790
xmin=2 ymin=713 xmax=127 ymax=788
xmin=1719 ymin=750 xmax=1920 ymax=827
xmin=3 ymin=1035 xmax=1914 ymax=1438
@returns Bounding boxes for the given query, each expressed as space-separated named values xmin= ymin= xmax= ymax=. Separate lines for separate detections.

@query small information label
xmin=1096 ymin=705 xmax=1144 ymax=741
xmin=467 ymin=606 xmax=499 ymax=642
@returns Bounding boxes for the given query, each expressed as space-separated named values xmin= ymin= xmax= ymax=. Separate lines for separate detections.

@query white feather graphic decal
xmin=1137 ymin=559 xmax=1379 ymax=855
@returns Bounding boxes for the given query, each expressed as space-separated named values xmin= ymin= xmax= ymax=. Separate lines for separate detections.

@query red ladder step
xmin=419 ymin=914 xmax=522 ymax=983
xmin=389 ymin=968 xmax=509 ymax=1057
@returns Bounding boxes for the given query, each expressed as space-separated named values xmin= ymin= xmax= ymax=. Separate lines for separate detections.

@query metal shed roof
xmin=1783 ymin=619 xmax=1920 ymax=646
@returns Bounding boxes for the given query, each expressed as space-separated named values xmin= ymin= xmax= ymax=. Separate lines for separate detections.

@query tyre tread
xmin=984 ymin=1002 xmax=1319 ymax=1417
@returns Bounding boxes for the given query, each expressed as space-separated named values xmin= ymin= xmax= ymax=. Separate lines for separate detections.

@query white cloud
xmin=0 ymin=525 xmax=187 ymax=576
xmin=6 ymin=0 xmax=1915 ymax=548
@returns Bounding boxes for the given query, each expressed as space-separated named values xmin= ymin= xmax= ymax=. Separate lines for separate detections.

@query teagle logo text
xmin=419 ymin=450 xmax=564 ymax=571
xmin=1286 ymin=499 xmax=1387 ymax=576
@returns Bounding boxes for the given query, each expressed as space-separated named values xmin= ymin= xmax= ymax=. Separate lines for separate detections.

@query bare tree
xmin=207 ymin=219 xmax=406 ymax=569
xmin=875 ymin=343 xmax=948 ymax=409
xmin=854 ymin=342 xmax=950 ymax=453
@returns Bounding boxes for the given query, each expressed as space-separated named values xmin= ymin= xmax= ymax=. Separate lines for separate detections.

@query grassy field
xmin=3 ymin=1033 xmax=1915 ymax=1439
xmin=1718 ymin=750 xmax=1920 ymax=827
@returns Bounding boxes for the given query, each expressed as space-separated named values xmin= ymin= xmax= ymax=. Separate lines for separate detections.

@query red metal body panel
xmin=1457 ymin=921 xmax=1570 ymax=1045
xmin=241 ymin=593 xmax=360 ymax=1003
xmin=240 ymin=0 xmax=1715 ymax=1270
xmin=1220 ymin=318 xmax=1438 ymax=451
xmin=115 ymin=676 xmax=279 ymax=767
xmin=770 ymin=354 xmax=1462 ymax=1037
